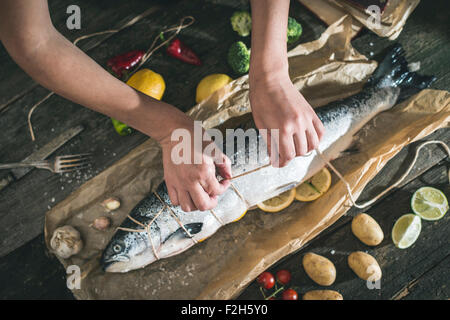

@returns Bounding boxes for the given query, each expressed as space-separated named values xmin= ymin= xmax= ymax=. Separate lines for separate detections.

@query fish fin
xmin=367 ymin=44 xmax=436 ymax=102
xmin=163 ymin=223 xmax=203 ymax=243
xmin=182 ymin=223 xmax=203 ymax=236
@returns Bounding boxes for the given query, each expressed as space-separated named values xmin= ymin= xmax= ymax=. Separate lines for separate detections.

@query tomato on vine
xmin=282 ymin=289 xmax=298 ymax=300
xmin=276 ymin=269 xmax=291 ymax=285
xmin=257 ymin=272 xmax=275 ymax=289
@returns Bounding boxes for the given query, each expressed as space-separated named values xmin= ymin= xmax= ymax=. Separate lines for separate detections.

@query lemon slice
xmin=392 ymin=214 xmax=422 ymax=249
xmin=295 ymin=168 xmax=332 ymax=202
xmin=411 ymin=187 xmax=448 ymax=221
xmin=257 ymin=189 xmax=296 ymax=213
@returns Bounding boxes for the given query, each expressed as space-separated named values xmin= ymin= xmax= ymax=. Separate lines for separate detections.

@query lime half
xmin=411 ymin=187 xmax=448 ymax=221
xmin=392 ymin=214 xmax=422 ymax=249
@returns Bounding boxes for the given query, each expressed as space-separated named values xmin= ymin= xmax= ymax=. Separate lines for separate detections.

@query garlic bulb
xmin=50 ymin=225 xmax=83 ymax=259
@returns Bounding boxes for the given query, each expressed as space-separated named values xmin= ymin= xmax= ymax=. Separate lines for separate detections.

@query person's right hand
xmin=250 ymin=71 xmax=325 ymax=167
xmin=158 ymin=119 xmax=232 ymax=212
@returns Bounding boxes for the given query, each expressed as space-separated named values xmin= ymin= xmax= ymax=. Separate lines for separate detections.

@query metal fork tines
xmin=0 ymin=153 xmax=92 ymax=174
xmin=53 ymin=154 xmax=92 ymax=173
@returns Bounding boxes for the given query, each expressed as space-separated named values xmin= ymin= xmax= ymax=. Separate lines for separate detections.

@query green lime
xmin=392 ymin=214 xmax=422 ymax=249
xmin=411 ymin=187 xmax=448 ymax=221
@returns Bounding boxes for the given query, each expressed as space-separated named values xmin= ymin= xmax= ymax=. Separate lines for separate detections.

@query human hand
xmin=159 ymin=118 xmax=231 ymax=212
xmin=250 ymin=70 xmax=325 ymax=167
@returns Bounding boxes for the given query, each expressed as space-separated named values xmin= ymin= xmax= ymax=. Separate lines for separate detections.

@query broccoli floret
xmin=230 ymin=11 xmax=252 ymax=37
xmin=228 ymin=41 xmax=250 ymax=74
xmin=287 ymin=17 xmax=303 ymax=44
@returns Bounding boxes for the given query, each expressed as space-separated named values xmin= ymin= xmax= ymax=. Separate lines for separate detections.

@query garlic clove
xmin=92 ymin=216 xmax=111 ymax=231
xmin=101 ymin=197 xmax=121 ymax=211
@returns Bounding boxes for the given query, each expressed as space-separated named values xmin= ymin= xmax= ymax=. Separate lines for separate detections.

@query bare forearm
xmin=249 ymin=0 xmax=290 ymax=78
xmin=248 ymin=0 xmax=324 ymax=166
xmin=16 ymin=31 xmax=138 ymax=120
xmin=0 ymin=0 xmax=189 ymax=143
xmin=11 ymin=31 xmax=189 ymax=141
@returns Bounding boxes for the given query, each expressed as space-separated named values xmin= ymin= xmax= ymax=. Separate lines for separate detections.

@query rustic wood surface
xmin=0 ymin=0 xmax=448 ymax=299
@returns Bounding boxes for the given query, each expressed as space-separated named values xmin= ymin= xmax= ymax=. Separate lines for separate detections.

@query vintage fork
xmin=0 ymin=154 xmax=92 ymax=173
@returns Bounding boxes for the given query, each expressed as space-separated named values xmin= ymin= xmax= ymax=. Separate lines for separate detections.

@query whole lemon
xmin=196 ymin=74 xmax=232 ymax=103
xmin=126 ymin=69 xmax=165 ymax=100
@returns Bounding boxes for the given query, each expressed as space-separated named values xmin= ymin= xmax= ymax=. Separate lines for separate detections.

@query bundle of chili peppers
xmin=106 ymin=38 xmax=201 ymax=79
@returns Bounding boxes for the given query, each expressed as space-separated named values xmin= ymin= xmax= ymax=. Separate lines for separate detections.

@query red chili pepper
xmin=166 ymin=38 xmax=202 ymax=66
xmin=107 ymin=50 xmax=145 ymax=78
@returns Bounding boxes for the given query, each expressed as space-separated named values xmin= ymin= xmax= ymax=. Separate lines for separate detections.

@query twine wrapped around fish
xmin=116 ymin=176 xmax=254 ymax=260
xmin=27 ymin=15 xmax=195 ymax=141
xmin=115 ymin=139 xmax=449 ymax=262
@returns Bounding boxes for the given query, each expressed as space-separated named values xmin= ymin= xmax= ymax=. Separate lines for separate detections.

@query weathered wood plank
xmin=0 ymin=233 xmax=73 ymax=299
xmin=395 ymin=255 xmax=450 ymax=300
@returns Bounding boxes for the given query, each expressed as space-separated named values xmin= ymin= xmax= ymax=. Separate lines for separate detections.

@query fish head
xmin=101 ymin=230 xmax=157 ymax=273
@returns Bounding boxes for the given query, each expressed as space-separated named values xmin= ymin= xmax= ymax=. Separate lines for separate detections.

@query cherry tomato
xmin=257 ymin=272 xmax=275 ymax=289
xmin=282 ymin=289 xmax=298 ymax=300
xmin=276 ymin=269 xmax=291 ymax=285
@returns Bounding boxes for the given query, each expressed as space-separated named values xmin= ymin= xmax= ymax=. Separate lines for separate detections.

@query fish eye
xmin=113 ymin=244 xmax=122 ymax=253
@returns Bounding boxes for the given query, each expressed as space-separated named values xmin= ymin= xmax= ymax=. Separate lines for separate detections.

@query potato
xmin=303 ymin=290 xmax=343 ymax=300
xmin=348 ymin=251 xmax=382 ymax=281
xmin=351 ymin=213 xmax=384 ymax=246
xmin=302 ymin=252 xmax=336 ymax=286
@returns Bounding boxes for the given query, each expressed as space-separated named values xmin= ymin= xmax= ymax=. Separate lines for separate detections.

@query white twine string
xmin=153 ymin=191 xmax=198 ymax=243
xmin=316 ymin=140 xmax=450 ymax=209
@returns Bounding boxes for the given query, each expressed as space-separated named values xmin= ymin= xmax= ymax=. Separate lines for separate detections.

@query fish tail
xmin=367 ymin=44 xmax=436 ymax=102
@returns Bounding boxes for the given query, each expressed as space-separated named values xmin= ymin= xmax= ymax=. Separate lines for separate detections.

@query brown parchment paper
xmin=44 ymin=16 xmax=449 ymax=300
xmin=299 ymin=0 xmax=420 ymax=40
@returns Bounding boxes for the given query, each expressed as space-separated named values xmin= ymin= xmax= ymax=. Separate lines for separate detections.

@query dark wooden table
xmin=0 ymin=0 xmax=448 ymax=300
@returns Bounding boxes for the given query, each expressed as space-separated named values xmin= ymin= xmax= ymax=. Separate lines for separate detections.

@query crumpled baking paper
xmin=299 ymin=0 xmax=420 ymax=39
